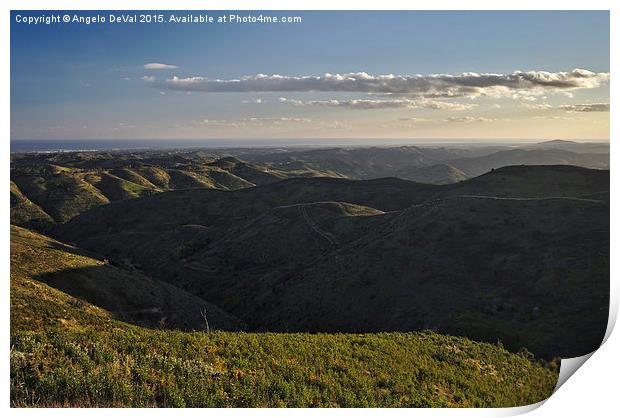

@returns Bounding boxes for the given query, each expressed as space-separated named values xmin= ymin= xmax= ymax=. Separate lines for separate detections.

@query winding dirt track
xmin=298 ymin=205 xmax=338 ymax=250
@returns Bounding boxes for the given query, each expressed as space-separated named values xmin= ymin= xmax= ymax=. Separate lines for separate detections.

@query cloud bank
xmin=559 ymin=103 xmax=610 ymax=112
xmin=444 ymin=116 xmax=499 ymax=123
xmin=278 ymin=97 xmax=474 ymax=110
xmin=158 ymin=69 xmax=608 ymax=98
xmin=144 ymin=63 xmax=179 ymax=70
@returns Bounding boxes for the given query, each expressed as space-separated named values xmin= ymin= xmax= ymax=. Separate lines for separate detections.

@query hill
xmin=444 ymin=165 xmax=610 ymax=198
xmin=11 ymin=145 xmax=610 ymax=231
xmin=11 ymin=225 xmax=242 ymax=331
xmin=242 ymin=144 xmax=609 ymax=182
xmin=11 ymin=223 xmax=558 ymax=407
xmin=10 ymin=181 xmax=54 ymax=231
xmin=9 ymin=151 xmax=335 ymax=230
xmin=395 ymin=164 xmax=467 ymax=184
xmin=530 ymin=140 xmax=609 ymax=154
xmin=11 ymin=328 xmax=557 ymax=407
xmin=448 ymin=149 xmax=609 ymax=178
xmin=56 ymin=166 xmax=609 ymax=358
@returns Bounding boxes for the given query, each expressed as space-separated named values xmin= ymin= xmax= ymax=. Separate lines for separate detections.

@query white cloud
xmin=141 ymin=75 xmax=156 ymax=82
xmin=242 ymin=98 xmax=263 ymax=104
xmin=116 ymin=122 xmax=136 ymax=129
xmin=521 ymin=102 xmax=553 ymax=110
xmin=278 ymin=97 xmax=474 ymax=111
xmin=158 ymin=69 xmax=608 ymax=98
xmin=193 ymin=117 xmax=349 ymax=131
xmin=532 ymin=115 xmax=587 ymax=121
xmin=444 ymin=116 xmax=500 ymax=123
xmin=559 ymin=103 xmax=610 ymax=112
xmin=144 ymin=63 xmax=179 ymax=70
xmin=199 ymin=117 xmax=313 ymax=128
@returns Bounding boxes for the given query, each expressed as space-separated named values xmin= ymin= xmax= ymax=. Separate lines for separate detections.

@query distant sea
xmin=10 ymin=139 xmax=301 ymax=153
xmin=10 ymin=138 xmax=545 ymax=153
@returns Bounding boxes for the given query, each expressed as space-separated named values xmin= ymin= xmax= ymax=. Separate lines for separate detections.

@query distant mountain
xmin=529 ymin=140 xmax=609 ymax=154
xmin=536 ymin=140 xmax=579 ymax=146
xmin=395 ymin=164 xmax=467 ymax=184
xmin=11 ymin=145 xmax=610 ymax=231
xmin=243 ymin=145 xmax=507 ymax=180
xmin=56 ymin=165 xmax=609 ymax=358
xmin=448 ymin=149 xmax=609 ymax=178
xmin=244 ymin=144 xmax=609 ymax=183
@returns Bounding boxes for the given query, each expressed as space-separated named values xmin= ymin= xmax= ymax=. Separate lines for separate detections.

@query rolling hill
xmin=10 ymin=145 xmax=609 ymax=232
xmin=243 ymin=144 xmax=609 ymax=181
xmin=447 ymin=149 xmax=609 ymax=178
xmin=11 ymin=225 xmax=242 ymax=331
xmin=395 ymin=164 xmax=468 ymax=184
xmin=55 ymin=165 xmax=609 ymax=358
xmin=10 ymin=226 xmax=558 ymax=407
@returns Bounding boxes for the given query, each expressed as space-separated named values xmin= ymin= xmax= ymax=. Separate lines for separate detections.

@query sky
xmin=10 ymin=10 xmax=610 ymax=142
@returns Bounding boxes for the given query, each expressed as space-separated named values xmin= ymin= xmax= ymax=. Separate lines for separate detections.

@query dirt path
xmin=298 ymin=205 xmax=338 ymax=250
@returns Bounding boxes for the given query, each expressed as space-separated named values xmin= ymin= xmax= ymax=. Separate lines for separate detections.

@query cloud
xmin=395 ymin=117 xmax=429 ymax=122
xmin=559 ymin=103 xmax=610 ymax=112
xmin=158 ymin=69 xmax=608 ymax=98
xmin=115 ymin=122 xmax=136 ymax=130
xmin=532 ymin=115 xmax=586 ymax=121
xmin=521 ymin=102 xmax=553 ymax=110
xmin=144 ymin=63 xmax=179 ymax=70
xmin=193 ymin=117 xmax=349 ymax=131
xmin=242 ymin=98 xmax=263 ymax=104
xmin=278 ymin=97 xmax=474 ymax=110
xmin=141 ymin=75 xmax=156 ymax=82
xmin=199 ymin=117 xmax=313 ymax=128
xmin=444 ymin=116 xmax=500 ymax=123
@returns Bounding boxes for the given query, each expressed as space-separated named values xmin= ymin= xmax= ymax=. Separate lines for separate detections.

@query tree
xmin=199 ymin=307 xmax=210 ymax=333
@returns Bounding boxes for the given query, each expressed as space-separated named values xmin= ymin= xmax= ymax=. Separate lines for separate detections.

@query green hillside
xmin=56 ymin=166 xmax=609 ymax=359
xmin=10 ymin=181 xmax=54 ymax=231
xmin=11 ymin=328 xmax=557 ymax=407
xmin=11 ymin=226 xmax=242 ymax=331
xmin=10 ymin=224 xmax=558 ymax=407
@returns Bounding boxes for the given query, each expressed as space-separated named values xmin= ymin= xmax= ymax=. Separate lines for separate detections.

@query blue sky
xmin=11 ymin=11 xmax=610 ymax=141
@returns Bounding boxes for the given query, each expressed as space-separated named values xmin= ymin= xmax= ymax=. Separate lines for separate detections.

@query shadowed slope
xmin=55 ymin=166 xmax=609 ymax=358
xmin=11 ymin=225 xmax=243 ymax=331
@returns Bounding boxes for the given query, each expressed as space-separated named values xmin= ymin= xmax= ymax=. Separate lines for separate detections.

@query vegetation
xmin=10 ymin=224 xmax=558 ymax=407
xmin=10 ymin=143 xmax=609 ymax=229
xmin=10 ymin=144 xmax=609 ymax=407
xmin=10 ymin=328 xmax=558 ymax=407
xmin=57 ymin=165 xmax=609 ymax=359
xmin=11 ymin=225 xmax=243 ymax=331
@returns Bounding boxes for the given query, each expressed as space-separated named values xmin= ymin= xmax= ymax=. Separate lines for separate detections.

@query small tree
xmin=199 ymin=307 xmax=210 ymax=333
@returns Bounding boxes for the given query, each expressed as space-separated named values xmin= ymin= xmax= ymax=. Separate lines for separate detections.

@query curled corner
xmin=551 ymin=281 xmax=618 ymax=394
xmin=553 ymin=352 xmax=595 ymax=392
xmin=496 ymin=282 xmax=619 ymax=416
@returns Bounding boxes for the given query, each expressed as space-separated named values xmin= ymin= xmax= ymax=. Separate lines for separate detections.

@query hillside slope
xmin=11 ymin=328 xmax=557 ymax=407
xmin=11 ymin=225 xmax=242 ymax=331
xmin=10 ymin=181 xmax=54 ymax=231
xmin=56 ymin=166 xmax=610 ymax=358
xmin=395 ymin=164 xmax=467 ymax=184
xmin=11 ymin=222 xmax=558 ymax=407
xmin=448 ymin=149 xmax=609 ymax=178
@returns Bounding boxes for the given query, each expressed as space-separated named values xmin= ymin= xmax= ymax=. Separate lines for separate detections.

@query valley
xmin=10 ymin=141 xmax=609 ymax=407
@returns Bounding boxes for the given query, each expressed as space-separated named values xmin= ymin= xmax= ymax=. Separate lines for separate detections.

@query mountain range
xmin=10 ymin=142 xmax=609 ymax=406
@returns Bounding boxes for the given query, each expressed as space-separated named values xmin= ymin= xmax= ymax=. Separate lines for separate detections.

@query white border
xmin=2 ymin=1 xmax=616 ymax=417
